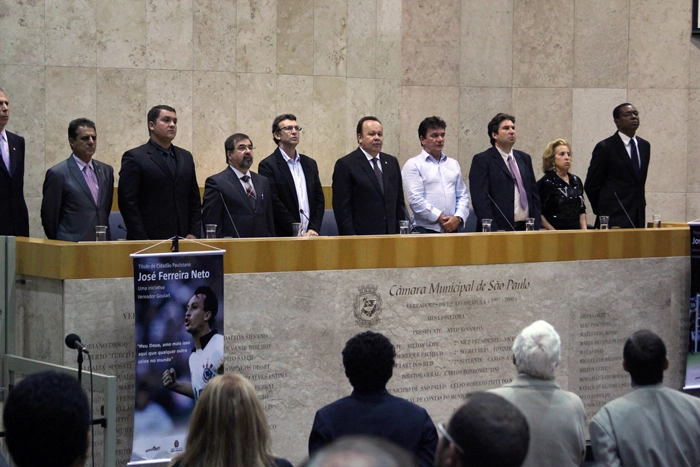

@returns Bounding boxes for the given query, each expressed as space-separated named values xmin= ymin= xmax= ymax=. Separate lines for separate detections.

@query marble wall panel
xmin=399 ymin=86 xmax=460 ymax=166
xmin=458 ymin=87 xmax=512 ymax=174
xmin=0 ymin=66 xmax=47 ymax=200
xmin=193 ymin=0 xmax=236 ymax=72
xmin=376 ymin=79 xmax=402 ymax=160
xmin=347 ymin=0 xmax=377 ymax=78
xmin=276 ymin=75 xmax=315 ymax=160
xmin=237 ymin=0 xmax=277 ymax=74
xmin=96 ymin=0 xmax=147 ymax=69
xmin=690 ymin=38 xmax=700 ymax=90
xmin=146 ymin=0 xmax=193 ymax=71
xmin=645 ymin=192 xmax=686 ymax=225
xmin=628 ymin=88 xmax=687 ymax=194
xmin=687 ymin=193 xmax=700 ymax=221
xmin=45 ymin=0 xmax=97 ymax=68
xmin=276 ymin=0 xmax=314 ymax=76
xmin=376 ymin=0 xmax=402 ymax=81
xmin=97 ymin=68 xmax=148 ymax=171
xmin=512 ymin=0 xmax=574 ymax=88
xmin=460 ymin=0 xmax=513 ymax=88
xmin=0 ymin=0 xmax=45 ymax=65
xmin=572 ymin=0 xmax=628 ymax=88
xmin=15 ymin=276 xmax=64 ymax=363
xmin=314 ymin=0 xmax=348 ymax=77
xmin=512 ymin=87 xmax=573 ymax=173
xmin=146 ymin=70 xmax=194 ymax=151
xmin=25 ymin=196 xmax=43 ymax=239
xmin=193 ymin=71 xmax=237 ymax=180
xmin=687 ymin=89 xmax=700 ymax=193
xmin=345 ymin=78 xmax=376 ymax=156
xmin=401 ymin=0 xmax=460 ymax=86
xmin=236 ymin=73 xmax=278 ymax=164
xmin=628 ymin=0 xmax=690 ymax=89
xmin=313 ymin=76 xmax=347 ymax=183
xmin=45 ymin=67 xmax=97 ymax=169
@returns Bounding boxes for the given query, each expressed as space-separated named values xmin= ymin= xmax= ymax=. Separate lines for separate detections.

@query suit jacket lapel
xmin=490 ymin=147 xmax=514 ymax=180
xmin=93 ymin=160 xmax=109 ymax=207
xmin=275 ymin=149 xmax=299 ymax=209
xmin=356 ymin=149 xmax=384 ymax=197
xmin=67 ymin=156 xmax=97 ymax=207
xmin=149 ymin=147 xmax=174 ymax=179
xmin=226 ymin=168 xmax=255 ymax=213
xmin=1 ymin=132 xmax=13 ymax=176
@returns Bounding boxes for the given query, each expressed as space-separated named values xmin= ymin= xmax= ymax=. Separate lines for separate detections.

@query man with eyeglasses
xmin=585 ymin=103 xmax=650 ymax=228
xmin=435 ymin=392 xmax=529 ymax=467
xmin=258 ymin=114 xmax=324 ymax=236
xmin=202 ymin=133 xmax=274 ymax=238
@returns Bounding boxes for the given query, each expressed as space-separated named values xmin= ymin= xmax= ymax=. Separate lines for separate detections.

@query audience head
xmin=487 ymin=113 xmax=516 ymax=146
xmin=541 ymin=138 xmax=573 ymax=173
xmin=436 ymin=392 xmax=529 ymax=467
xmin=173 ymin=373 xmax=276 ymax=467
xmin=623 ymin=329 xmax=668 ymax=386
xmin=342 ymin=331 xmax=395 ymax=392
xmin=512 ymin=320 xmax=561 ymax=380
xmin=4 ymin=371 xmax=90 ymax=467
xmin=305 ymin=436 xmax=417 ymax=467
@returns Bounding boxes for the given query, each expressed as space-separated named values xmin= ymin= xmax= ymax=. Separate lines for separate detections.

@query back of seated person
xmin=303 ymin=436 xmax=418 ymax=467
xmin=3 ymin=371 xmax=90 ymax=467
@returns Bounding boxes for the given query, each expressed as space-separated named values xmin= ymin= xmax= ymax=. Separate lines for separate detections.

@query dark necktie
xmin=371 ymin=158 xmax=384 ymax=193
xmin=241 ymin=175 xmax=256 ymax=199
xmin=165 ymin=152 xmax=176 ymax=177
xmin=630 ymin=138 xmax=640 ymax=176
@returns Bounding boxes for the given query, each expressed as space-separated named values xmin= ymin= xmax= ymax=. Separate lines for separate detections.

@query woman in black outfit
xmin=537 ymin=139 xmax=588 ymax=230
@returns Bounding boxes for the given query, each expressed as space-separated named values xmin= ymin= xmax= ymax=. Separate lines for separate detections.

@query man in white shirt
xmin=402 ymin=116 xmax=469 ymax=233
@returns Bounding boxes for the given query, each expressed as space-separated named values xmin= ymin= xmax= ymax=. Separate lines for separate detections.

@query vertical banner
xmin=129 ymin=251 xmax=224 ymax=465
xmin=685 ymin=223 xmax=700 ymax=389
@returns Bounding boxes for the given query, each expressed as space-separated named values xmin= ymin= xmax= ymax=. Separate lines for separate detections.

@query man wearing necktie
xmin=332 ymin=116 xmax=406 ymax=235
xmin=202 ymin=133 xmax=274 ymax=238
xmin=41 ymin=118 xmax=114 ymax=241
xmin=0 ymin=87 xmax=29 ymax=237
xmin=585 ymin=103 xmax=650 ymax=229
xmin=118 ymin=105 xmax=202 ymax=240
xmin=469 ymin=113 xmax=541 ymax=231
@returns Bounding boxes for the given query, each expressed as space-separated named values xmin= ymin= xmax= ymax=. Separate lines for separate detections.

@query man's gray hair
xmin=306 ymin=436 xmax=417 ymax=467
xmin=512 ymin=320 xmax=561 ymax=380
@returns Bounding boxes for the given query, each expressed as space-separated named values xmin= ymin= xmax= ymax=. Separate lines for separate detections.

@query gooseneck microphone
xmin=219 ymin=191 xmax=241 ymax=238
xmin=613 ymin=191 xmax=636 ymax=228
xmin=299 ymin=208 xmax=311 ymax=224
xmin=65 ymin=333 xmax=90 ymax=354
xmin=486 ymin=194 xmax=516 ymax=231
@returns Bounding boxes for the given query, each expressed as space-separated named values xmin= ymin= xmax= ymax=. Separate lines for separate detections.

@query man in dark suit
xmin=308 ymin=331 xmax=438 ymax=467
xmin=332 ymin=116 xmax=405 ymax=235
xmin=202 ymin=133 xmax=274 ymax=238
xmin=41 ymin=118 xmax=114 ymax=241
xmin=469 ymin=113 xmax=541 ymax=231
xmin=258 ymin=114 xmax=324 ymax=236
xmin=585 ymin=103 xmax=650 ymax=228
xmin=0 ymin=87 xmax=29 ymax=237
xmin=118 ymin=105 xmax=201 ymax=240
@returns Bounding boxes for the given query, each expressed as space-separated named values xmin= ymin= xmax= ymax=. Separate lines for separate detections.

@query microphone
xmin=613 ymin=191 xmax=636 ymax=228
xmin=65 ymin=333 xmax=90 ymax=354
xmin=117 ymin=224 xmax=128 ymax=235
xmin=219 ymin=191 xmax=241 ymax=238
xmin=486 ymin=194 xmax=516 ymax=231
xmin=299 ymin=208 xmax=311 ymax=233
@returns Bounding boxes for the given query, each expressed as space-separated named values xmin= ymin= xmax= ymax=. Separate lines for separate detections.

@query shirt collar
xmin=421 ymin=149 xmax=446 ymax=163
xmin=72 ymin=154 xmax=93 ymax=170
xmin=359 ymin=147 xmax=380 ymax=162
xmin=495 ymin=145 xmax=513 ymax=160
xmin=617 ymin=131 xmax=636 ymax=146
xmin=0 ymin=128 xmax=6 ymax=143
xmin=279 ymin=146 xmax=299 ymax=162
xmin=229 ymin=165 xmax=249 ymax=179
xmin=192 ymin=329 xmax=218 ymax=352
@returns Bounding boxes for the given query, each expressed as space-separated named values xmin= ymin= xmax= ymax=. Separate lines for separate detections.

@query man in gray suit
xmin=489 ymin=320 xmax=586 ymax=467
xmin=41 ymin=118 xmax=114 ymax=241
xmin=590 ymin=330 xmax=700 ymax=466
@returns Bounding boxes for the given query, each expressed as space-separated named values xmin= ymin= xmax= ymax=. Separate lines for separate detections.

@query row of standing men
xmin=0 ymin=86 xmax=649 ymax=241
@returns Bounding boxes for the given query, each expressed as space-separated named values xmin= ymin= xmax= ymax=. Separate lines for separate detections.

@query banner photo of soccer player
xmin=129 ymin=250 xmax=224 ymax=465
xmin=685 ymin=222 xmax=700 ymax=389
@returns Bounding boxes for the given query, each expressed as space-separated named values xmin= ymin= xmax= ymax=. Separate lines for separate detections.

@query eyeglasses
xmin=278 ymin=125 xmax=302 ymax=132
xmin=437 ymin=423 xmax=464 ymax=454
xmin=234 ymin=145 xmax=255 ymax=152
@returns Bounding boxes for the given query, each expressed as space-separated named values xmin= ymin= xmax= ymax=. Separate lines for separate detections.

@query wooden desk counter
xmin=16 ymin=227 xmax=690 ymax=280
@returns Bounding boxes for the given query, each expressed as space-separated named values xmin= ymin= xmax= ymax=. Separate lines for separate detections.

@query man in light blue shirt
xmin=402 ymin=116 xmax=469 ymax=233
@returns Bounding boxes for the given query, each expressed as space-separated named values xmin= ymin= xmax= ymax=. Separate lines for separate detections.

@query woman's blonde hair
xmin=541 ymin=139 xmax=572 ymax=172
xmin=170 ymin=373 xmax=276 ymax=467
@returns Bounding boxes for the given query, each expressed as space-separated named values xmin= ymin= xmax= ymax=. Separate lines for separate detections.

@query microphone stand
xmin=77 ymin=348 xmax=84 ymax=383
